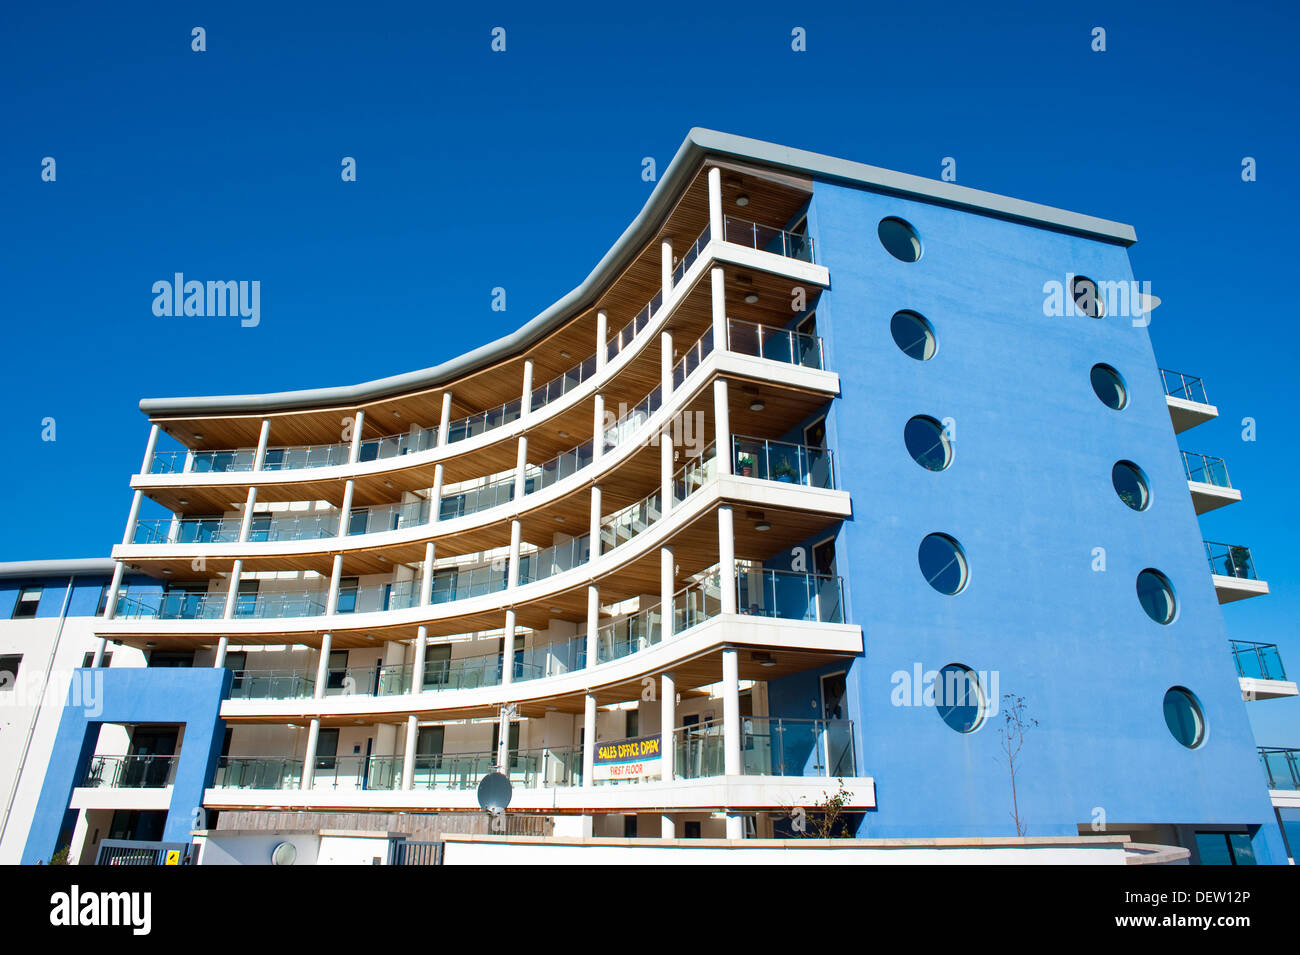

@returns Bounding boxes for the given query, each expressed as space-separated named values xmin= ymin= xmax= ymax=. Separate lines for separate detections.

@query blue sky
xmin=1 ymin=0 xmax=1296 ymax=741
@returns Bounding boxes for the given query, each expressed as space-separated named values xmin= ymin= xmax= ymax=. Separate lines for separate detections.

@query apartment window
xmin=1071 ymin=275 xmax=1104 ymax=318
xmin=148 ymin=650 xmax=195 ymax=668
xmin=1090 ymin=364 xmax=1128 ymax=410
xmin=683 ymin=821 xmax=702 ymax=839
xmin=1163 ymin=687 xmax=1206 ymax=749
xmin=918 ymin=533 xmax=969 ymax=595
xmin=623 ymin=815 xmax=638 ymax=837
xmin=1112 ymin=461 xmax=1151 ymax=511
xmin=935 ymin=664 xmax=985 ymax=734
xmin=904 ymin=415 xmax=952 ymax=471
xmin=890 ymin=310 xmax=937 ymax=361
xmin=326 ymin=650 xmax=348 ymax=690
xmin=315 ymin=728 xmax=339 ymax=770
xmin=1137 ymin=569 xmax=1177 ymax=625
xmin=347 ymin=509 xmax=369 ymax=536
xmin=423 ymin=644 xmax=452 ymax=688
xmin=12 ymin=586 xmax=41 ymax=619
xmin=335 ymin=577 xmax=360 ymax=614
xmin=234 ymin=579 xmax=259 ymax=617
xmin=878 ymin=216 xmax=922 ymax=262
xmin=1194 ymin=832 xmax=1256 ymax=865
xmin=248 ymin=514 xmax=272 ymax=543
xmin=0 ymin=655 xmax=21 ymax=687
xmin=81 ymin=652 xmax=113 ymax=668
xmin=626 ymin=710 xmax=639 ymax=738
xmin=224 ymin=651 xmax=248 ymax=691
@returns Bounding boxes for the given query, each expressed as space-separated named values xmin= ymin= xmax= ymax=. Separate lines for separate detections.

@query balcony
xmin=1231 ymin=641 xmax=1298 ymax=701
xmin=1205 ymin=541 xmax=1270 ymax=603
xmin=1182 ymin=451 xmax=1240 ymax=514
xmin=1161 ymin=368 xmax=1218 ymax=434
xmin=722 ymin=216 xmax=815 ymax=263
xmin=81 ymin=754 xmax=178 ymax=789
xmin=674 ymin=717 xmax=855 ymax=779
xmin=727 ymin=318 xmax=824 ymax=369
xmin=732 ymin=435 xmax=834 ymax=488
xmin=1260 ymin=747 xmax=1300 ymax=793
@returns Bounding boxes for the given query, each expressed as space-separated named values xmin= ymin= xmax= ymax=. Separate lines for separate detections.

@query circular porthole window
xmin=919 ymin=533 xmax=968 ymax=595
xmin=890 ymin=310 xmax=937 ymax=361
xmin=905 ymin=415 xmax=953 ymax=471
xmin=1163 ymin=686 xmax=1206 ymax=749
xmin=1072 ymin=275 xmax=1104 ymax=318
xmin=1112 ymin=460 xmax=1151 ymax=511
xmin=1136 ymin=569 xmax=1177 ymax=625
xmin=878 ymin=217 xmax=923 ymax=263
xmin=935 ymin=663 xmax=985 ymax=733
xmin=1090 ymin=363 xmax=1128 ymax=410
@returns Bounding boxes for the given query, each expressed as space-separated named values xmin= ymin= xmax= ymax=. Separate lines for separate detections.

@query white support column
xmin=585 ymin=584 xmax=599 ymax=670
xmin=660 ymin=670 xmax=676 ymax=787
xmin=140 ymin=423 xmax=160 ymax=474
xmin=238 ymin=486 xmax=259 ymax=542
xmin=507 ymin=520 xmax=522 ymax=590
xmin=313 ymin=633 xmax=332 ymax=700
xmin=420 ymin=542 xmax=435 ymax=605
xmin=430 ymin=464 xmax=445 ymax=520
xmin=90 ymin=638 xmax=109 ymax=668
xmin=588 ymin=485 xmax=602 ymax=561
xmin=660 ymin=546 xmax=674 ymax=644
xmin=595 ymin=309 xmax=608 ymax=372
xmin=592 ymin=394 xmax=605 ymax=462
xmin=661 ymin=237 xmax=674 ymax=298
xmin=183 ymin=449 xmax=195 ymax=474
xmin=660 ymin=330 xmax=674 ymax=400
xmin=221 ymin=559 xmax=243 ymax=620
xmin=402 ymin=714 xmax=418 ymax=791
xmin=437 ymin=393 xmax=453 ymax=447
xmin=707 ymin=165 xmax=724 ymax=243
xmin=411 ymin=625 xmax=428 ymax=694
xmin=713 ymin=378 xmax=732 ymax=476
xmin=582 ymin=693 xmax=597 ymax=786
xmin=101 ymin=561 xmax=126 ymax=622
xmin=501 ymin=609 xmax=517 ymax=687
xmin=718 ymin=505 xmax=737 ymax=615
xmin=660 ymin=430 xmax=674 ymax=516
xmin=326 ymin=554 xmax=343 ymax=616
xmin=214 ymin=637 xmax=229 ymax=670
xmin=122 ymin=490 xmax=144 ymax=545
xmin=513 ymin=436 xmax=528 ymax=502
xmin=722 ymin=648 xmax=741 ymax=776
xmin=337 ymin=480 xmax=355 ymax=538
xmin=496 ymin=706 xmax=511 ymax=775
xmin=711 ymin=265 xmax=727 ymax=352
xmin=348 ymin=411 xmax=365 ymax=464
xmin=253 ymin=418 xmax=272 ymax=472
xmin=520 ymin=359 xmax=534 ymax=421
xmin=301 ymin=718 xmax=320 ymax=790
xmin=726 ymin=814 xmax=745 ymax=839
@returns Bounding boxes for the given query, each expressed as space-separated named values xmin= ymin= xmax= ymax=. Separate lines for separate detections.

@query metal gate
xmin=388 ymin=839 xmax=444 ymax=865
xmin=95 ymin=839 xmax=194 ymax=866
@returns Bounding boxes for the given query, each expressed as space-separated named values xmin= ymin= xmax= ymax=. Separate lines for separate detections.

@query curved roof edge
xmin=139 ymin=128 xmax=1137 ymax=419
xmin=0 ymin=558 xmax=117 ymax=579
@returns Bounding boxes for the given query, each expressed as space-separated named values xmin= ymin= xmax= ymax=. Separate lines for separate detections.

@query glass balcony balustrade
xmin=213 ymin=756 xmax=304 ymax=790
xmin=81 ymin=755 xmax=178 ymax=789
xmin=1230 ymin=640 xmax=1288 ymax=681
xmin=1160 ymin=368 xmax=1210 ymax=404
xmin=525 ymin=440 xmax=595 ymax=496
xmin=346 ymin=500 xmax=430 ymax=536
xmin=359 ymin=426 xmax=439 ymax=461
xmin=673 ymin=717 xmax=854 ymax=780
xmin=606 ymin=295 xmax=660 ymax=364
xmin=727 ymin=318 xmax=824 ymax=369
xmin=671 ymin=224 xmax=711 ymax=285
xmin=263 ymin=442 xmax=350 ymax=471
xmin=133 ymin=516 xmax=242 ymax=545
xmin=1259 ymin=747 xmax=1300 ymax=791
xmin=671 ymin=327 xmax=714 ymax=390
xmin=1182 ymin=451 xmax=1231 ymax=488
xmin=532 ymin=355 xmax=598 ymax=412
xmin=735 ymin=565 xmax=845 ymax=623
xmin=732 ymin=435 xmax=834 ymax=489
xmin=227 ymin=669 xmax=315 ymax=700
xmin=1205 ymin=541 xmax=1260 ymax=580
xmin=439 ymin=475 xmax=515 ymax=520
xmin=722 ymin=215 xmax=815 ymax=263
xmin=445 ymin=399 xmax=523 ymax=444
xmin=517 ymin=536 xmax=591 ymax=586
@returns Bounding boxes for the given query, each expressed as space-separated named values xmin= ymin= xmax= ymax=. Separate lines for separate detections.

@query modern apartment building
xmin=13 ymin=129 xmax=1298 ymax=864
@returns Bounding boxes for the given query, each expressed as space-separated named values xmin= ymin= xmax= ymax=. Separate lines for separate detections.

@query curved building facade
xmin=17 ymin=130 xmax=1293 ymax=863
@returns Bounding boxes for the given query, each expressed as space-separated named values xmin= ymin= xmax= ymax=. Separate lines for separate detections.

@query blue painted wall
xmin=0 ymin=573 xmax=154 ymax=620
xmin=21 ymin=667 xmax=230 ymax=864
xmin=767 ymin=180 xmax=1286 ymax=861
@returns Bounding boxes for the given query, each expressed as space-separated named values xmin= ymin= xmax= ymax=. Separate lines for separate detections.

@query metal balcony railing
xmin=722 ymin=215 xmax=815 ymax=263
xmin=732 ymin=435 xmax=834 ymax=489
xmin=82 ymin=755 xmax=178 ymax=789
xmin=1205 ymin=541 xmax=1260 ymax=580
xmin=1259 ymin=747 xmax=1300 ymax=791
xmin=727 ymin=317 xmax=824 ymax=369
xmin=1160 ymin=368 xmax=1210 ymax=404
xmin=673 ymin=717 xmax=854 ymax=780
xmin=1182 ymin=451 xmax=1231 ymax=487
xmin=1231 ymin=641 xmax=1288 ymax=681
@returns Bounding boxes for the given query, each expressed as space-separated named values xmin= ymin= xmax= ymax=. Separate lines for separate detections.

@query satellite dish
xmin=270 ymin=841 xmax=297 ymax=866
xmin=477 ymin=772 xmax=513 ymax=814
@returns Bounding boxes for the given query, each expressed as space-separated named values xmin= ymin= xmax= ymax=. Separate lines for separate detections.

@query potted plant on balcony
xmin=737 ymin=453 xmax=755 ymax=477
xmin=772 ymin=460 xmax=799 ymax=484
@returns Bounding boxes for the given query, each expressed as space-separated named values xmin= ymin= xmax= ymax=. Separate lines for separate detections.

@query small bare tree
xmin=997 ymin=694 xmax=1038 ymax=837
xmin=807 ymin=778 xmax=854 ymax=838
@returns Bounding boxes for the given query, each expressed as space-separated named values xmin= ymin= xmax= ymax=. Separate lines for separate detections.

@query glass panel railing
xmin=600 ymin=491 xmax=664 ymax=553
xmin=213 ymin=756 xmax=304 ymax=790
xmin=671 ymin=326 xmax=715 ymax=389
xmin=673 ymin=718 xmax=854 ymax=780
xmin=148 ymin=450 xmax=189 ymax=474
xmin=232 ymin=590 xmax=329 ymax=619
xmin=132 ymin=517 xmax=241 ymax=545
xmin=440 ymin=475 xmax=515 ymax=520
xmin=82 ymin=755 xmax=178 ymax=789
xmin=603 ymin=385 xmax=662 ymax=452
xmin=732 ymin=435 xmax=834 ymax=489
xmin=532 ymin=355 xmax=598 ymax=412
xmin=606 ymin=295 xmax=660 ymax=364
xmin=418 ymin=653 xmax=503 ymax=691
xmin=373 ymin=750 xmax=558 ymax=791
xmin=722 ymin=215 xmax=814 ymax=263
xmin=227 ymin=669 xmax=316 ymax=700
xmin=1205 ymin=541 xmax=1260 ymax=580
xmin=1231 ymin=641 xmax=1287 ymax=681
xmin=671 ymin=224 xmax=711 ymax=285
xmin=1181 ymin=451 xmax=1231 ymax=488
xmin=672 ymin=441 xmax=718 ymax=505
xmin=672 ymin=569 xmax=723 ymax=634
xmin=1259 ymin=747 xmax=1300 ymax=791
xmin=253 ymin=514 xmax=340 ymax=542
xmin=727 ymin=317 xmax=824 ymax=369
xmin=735 ymin=565 xmax=845 ymax=623
xmin=524 ymin=440 xmax=595 ymax=496
xmin=429 ymin=563 xmax=510 ymax=604
xmin=335 ymin=580 xmax=418 ymax=615
xmin=262 ymin=442 xmax=350 ymax=471
xmin=188 ymin=449 xmax=258 ymax=473
xmin=445 ymin=399 xmax=523 ymax=444
xmin=1160 ymin=368 xmax=1210 ymax=404
xmin=597 ymin=603 xmax=664 ymax=664
xmin=517 ymin=535 xmax=591 ymax=585
xmin=347 ymin=500 xmax=430 ymax=536
xmin=114 ymin=591 xmax=225 ymax=620
xmin=359 ymin=426 xmax=439 ymax=462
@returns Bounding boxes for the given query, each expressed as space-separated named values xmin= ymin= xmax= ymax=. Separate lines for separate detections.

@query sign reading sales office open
xmin=593 ymin=735 xmax=662 ymax=781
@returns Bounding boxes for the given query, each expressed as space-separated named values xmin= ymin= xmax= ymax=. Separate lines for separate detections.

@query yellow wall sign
xmin=593 ymin=735 xmax=662 ymax=781
xmin=164 ymin=850 xmax=181 ymax=866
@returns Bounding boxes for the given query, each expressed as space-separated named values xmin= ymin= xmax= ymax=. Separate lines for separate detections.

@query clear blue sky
xmin=1 ymin=0 xmax=1296 ymax=741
